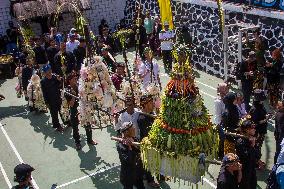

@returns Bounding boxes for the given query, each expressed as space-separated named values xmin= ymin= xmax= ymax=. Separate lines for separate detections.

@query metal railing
xmin=222 ymin=0 xmax=284 ymax=11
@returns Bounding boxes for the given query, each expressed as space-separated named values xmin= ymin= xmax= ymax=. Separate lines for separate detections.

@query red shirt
xmin=111 ymin=74 xmax=123 ymax=90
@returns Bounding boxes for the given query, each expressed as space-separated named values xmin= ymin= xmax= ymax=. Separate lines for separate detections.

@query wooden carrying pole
xmin=111 ymin=136 xmax=222 ymax=165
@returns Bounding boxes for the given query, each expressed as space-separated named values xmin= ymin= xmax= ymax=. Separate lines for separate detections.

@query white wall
xmin=0 ymin=0 xmax=126 ymax=36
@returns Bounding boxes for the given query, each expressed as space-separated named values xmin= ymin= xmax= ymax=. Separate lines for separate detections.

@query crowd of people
xmin=0 ymin=7 xmax=284 ymax=189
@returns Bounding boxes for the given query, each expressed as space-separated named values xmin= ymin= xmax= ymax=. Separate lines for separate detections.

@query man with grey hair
xmin=214 ymin=82 xmax=229 ymax=158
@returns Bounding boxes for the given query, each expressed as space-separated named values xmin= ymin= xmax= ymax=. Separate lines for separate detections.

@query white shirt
xmin=159 ymin=30 xmax=175 ymax=51
xmin=138 ymin=59 xmax=160 ymax=89
xmin=115 ymin=108 xmax=141 ymax=139
xmin=66 ymin=40 xmax=80 ymax=52
xmin=214 ymin=97 xmax=225 ymax=125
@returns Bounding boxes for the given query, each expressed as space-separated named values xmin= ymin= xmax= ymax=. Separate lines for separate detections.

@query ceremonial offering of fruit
xmin=141 ymin=46 xmax=219 ymax=184
xmin=0 ymin=55 xmax=13 ymax=64
xmin=78 ymin=56 xmax=116 ymax=127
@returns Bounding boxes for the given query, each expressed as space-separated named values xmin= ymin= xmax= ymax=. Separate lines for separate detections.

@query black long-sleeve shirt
xmin=46 ymin=46 xmax=59 ymax=65
xmin=275 ymin=109 xmax=284 ymax=143
xmin=33 ymin=46 xmax=48 ymax=65
xmin=22 ymin=66 xmax=34 ymax=90
xmin=53 ymin=51 xmax=76 ymax=76
xmin=40 ymin=75 xmax=62 ymax=108
xmin=116 ymin=141 xmax=142 ymax=185
xmin=238 ymin=60 xmax=257 ymax=82
xmin=249 ymin=104 xmax=267 ymax=135
xmin=266 ymin=59 xmax=282 ymax=84
xmin=73 ymin=46 xmax=86 ymax=71
xmin=217 ymin=166 xmax=239 ymax=189
xmin=137 ymin=113 xmax=155 ymax=140
xmin=235 ymin=137 xmax=259 ymax=189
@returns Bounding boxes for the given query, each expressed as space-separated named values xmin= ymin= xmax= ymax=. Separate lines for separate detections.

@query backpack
xmin=266 ymin=163 xmax=284 ymax=189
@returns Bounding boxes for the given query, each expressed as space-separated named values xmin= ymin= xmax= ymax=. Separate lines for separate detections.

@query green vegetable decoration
xmin=141 ymin=45 xmax=219 ymax=184
xmin=217 ymin=0 xmax=225 ymax=32
xmin=112 ymin=29 xmax=134 ymax=48
xmin=75 ymin=15 xmax=87 ymax=36
xmin=18 ymin=21 xmax=35 ymax=46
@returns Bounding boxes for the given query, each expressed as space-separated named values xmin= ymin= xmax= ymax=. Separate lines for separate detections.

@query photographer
xmin=235 ymin=119 xmax=259 ymax=189
xmin=217 ymin=153 xmax=242 ymax=189
xmin=12 ymin=163 xmax=35 ymax=189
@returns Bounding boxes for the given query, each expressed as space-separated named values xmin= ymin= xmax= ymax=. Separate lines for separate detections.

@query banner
xmin=158 ymin=0 xmax=174 ymax=29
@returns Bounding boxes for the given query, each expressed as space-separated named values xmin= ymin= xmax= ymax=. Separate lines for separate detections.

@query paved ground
xmin=0 ymin=50 xmax=276 ymax=189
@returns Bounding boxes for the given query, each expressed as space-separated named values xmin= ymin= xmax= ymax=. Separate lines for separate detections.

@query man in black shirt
xmin=134 ymin=19 xmax=147 ymax=60
xmin=117 ymin=122 xmax=145 ymax=189
xmin=46 ymin=38 xmax=59 ymax=67
xmin=239 ymin=51 xmax=257 ymax=111
xmin=33 ymin=37 xmax=48 ymax=66
xmin=65 ymin=73 xmax=98 ymax=150
xmin=41 ymin=64 xmax=63 ymax=132
xmin=235 ymin=119 xmax=259 ymax=189
xmin=101 ymin=47 xmax=116 ymax=73
xmin=73 ymin=37 xmax=86 ymax=72
xmin=217 ymin=153 xmax=242 ymax=189
xmin=275 ymin=100 xmax=284 ymax=163
xmin=99 ymin=27 xmax=114 ymax=53
xmin=12 ymin=163 xmax=35 ymax=189
xmin=22 ymin=58 xmax=34 ymax=102
xmin=53 ymin=42 xmax=76 ymax=76
xmin=137 ymin=95 xmax=160 ymax=188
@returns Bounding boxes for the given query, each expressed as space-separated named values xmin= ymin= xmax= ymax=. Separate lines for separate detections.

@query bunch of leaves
xmin=112 ymin=29 xmax=134 ymax=48
xmin=217 ymin=0 xmax=225 ymax=32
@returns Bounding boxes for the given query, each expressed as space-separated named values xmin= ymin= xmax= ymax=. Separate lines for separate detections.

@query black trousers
xmin=162 ymin=50 xmax=172 ymax=73
xmin=49 ymin=105 xmax=61 ymax=128
xmin=241 ymin=80 xmax=253 ymax=111
xmin=144 ymin=169 xmax=154 ymax=183
xmin=70 ymin=107 xmax=92 ymax=144
xmin=122 ymin=179 xmax=145 ymax=189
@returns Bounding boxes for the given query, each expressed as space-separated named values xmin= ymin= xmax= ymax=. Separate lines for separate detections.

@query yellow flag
xmin=158 ymin=0 xmax=174 ymax=29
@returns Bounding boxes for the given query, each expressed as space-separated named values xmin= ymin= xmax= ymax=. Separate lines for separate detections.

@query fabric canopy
xmin=11 ymin=0 xmax=91 ymax=20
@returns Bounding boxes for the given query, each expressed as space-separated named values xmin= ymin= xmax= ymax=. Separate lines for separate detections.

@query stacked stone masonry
xmin=125 ymin=0 xmax=284 ymax=78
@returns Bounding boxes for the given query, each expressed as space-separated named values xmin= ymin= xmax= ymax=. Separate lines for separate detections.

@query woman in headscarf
xmin=222 ymin=92 xmax=240 ymax=155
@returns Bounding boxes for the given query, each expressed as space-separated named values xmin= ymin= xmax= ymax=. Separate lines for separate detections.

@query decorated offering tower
xmin=141 ymin=46 xmax=219 ymax=183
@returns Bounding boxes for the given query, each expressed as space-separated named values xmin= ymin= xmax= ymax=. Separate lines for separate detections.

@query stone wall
xmin=125 ymin=0 xmax=284 ymax=78
xmin=0 ymin=1 xmax=12 ymax=36
xmin=0 ymin=0 xmax=126 ymax=36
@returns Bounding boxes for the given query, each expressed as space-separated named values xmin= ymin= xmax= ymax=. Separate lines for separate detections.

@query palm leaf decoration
xmin=217 ymin=0 xmax=225 ymax=32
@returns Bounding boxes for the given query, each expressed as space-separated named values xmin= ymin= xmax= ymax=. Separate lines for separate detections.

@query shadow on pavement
xmin=0 ymin=105 xmax=27 ymax=119
xmin=0 ymin=79 xmax=6 ymax=87
xmin=83 ymin=165 xmax=121 ymax=188
xmin=77 ymin=147 xmax=111 ymax=171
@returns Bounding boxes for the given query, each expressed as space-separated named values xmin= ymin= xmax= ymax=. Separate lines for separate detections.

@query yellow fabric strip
xmin=158 ymin=0 xmax=174 ymax=29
